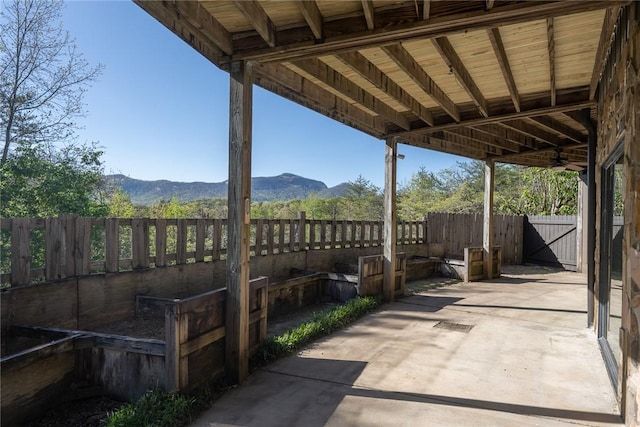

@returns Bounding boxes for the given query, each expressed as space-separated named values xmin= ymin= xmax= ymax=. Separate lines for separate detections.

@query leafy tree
xmin=517 ymin=167 xmax=577 ymax=215
xmin=340 ymin=175 xmax=383 ymax=220
xmin=149 ymin=198 xmax=189 ymax=219
xmin=105 ymin=187 xmax=135 ymax=218
xmin=398 ymin=167 xmax=446 ymax=219
xmin=0 ymin=142 xmax=105 ymax=217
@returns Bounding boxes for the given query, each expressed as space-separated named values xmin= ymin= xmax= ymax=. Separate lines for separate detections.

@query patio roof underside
xmin=136 ymin=0 xmax=628 ymax=171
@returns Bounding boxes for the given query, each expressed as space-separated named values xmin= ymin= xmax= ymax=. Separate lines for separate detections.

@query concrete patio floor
xmin=192 ymin=266 xmax=622 ymax=426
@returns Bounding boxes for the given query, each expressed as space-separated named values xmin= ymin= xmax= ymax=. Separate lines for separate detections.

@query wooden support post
xmin=226 ymin=60 xmax=253 ymax=385
xmin=383 ymin=137 xmax=398 ymax=302
xmin=296 ymin=211 xmax=306 ymax=250
xmin=483 ymin=160 xmax=495 ymax=279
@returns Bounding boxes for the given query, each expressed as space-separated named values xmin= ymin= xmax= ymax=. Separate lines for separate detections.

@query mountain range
xmin=106 ymin=173 xmax=349 ymax=205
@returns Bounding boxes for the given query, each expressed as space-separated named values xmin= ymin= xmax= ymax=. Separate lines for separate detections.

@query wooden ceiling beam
xmin=227 ymin=1 xmax=627 ymax=64
xmin=589 ymin=6 xmax=622 ymax=99
xmin=432 ymin=37 xmax=489 ymax=117
xmin=486 ymin=0 xmax=495 ymax=10
xmin=293 ymin=58 xmax=411 ymax=130
xmin=296 ymin=1 xmax=323 ymax=40
xmin=232 ymin=0 xmax=277 ymax=48
xmin=487 ymin=28 xmax=520 ymax=112
xmin=501 ymin=120 xmax=565 ymax=147
xmin=562 ymin=110 xmax=591 ymax=131
xmin=402 ymin=134 xmax=488 ymax=159
xmin=473 ymin=124 xmax=542 ymax=151
xmin=361 ymin=1 xmax=375 ymax=31
xmin=423 ymin=0 xmax=431 ymax=20
xmin=489 ymin=142 xmax=588 ymax=161
xmin=390 ymin=97 xmax=594 ymax=138
xmin=254 ymin=63 xmax=386 ymax=137
xmin=156 ymin=1 xmax=233 ymax=55
xmin=547 ymin=17 xmax=556 ymax=106
xmin=382 ymin=43 xmax=460 ymax=122
xmin=336 ymin=51 xmax=434 ymax=126
xmin=445 ymin=128 xmax=519 ymax=153
xmin=527 ymin=116 xmax=586 ymax=143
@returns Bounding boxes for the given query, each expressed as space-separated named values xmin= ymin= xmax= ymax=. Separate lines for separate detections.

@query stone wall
xmin=596 ymin=4 xmax=640 ymax=424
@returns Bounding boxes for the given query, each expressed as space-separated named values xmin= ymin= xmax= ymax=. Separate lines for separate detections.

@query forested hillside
xmin=102 ymin=161 xmax=580 ymax=221
xmin=106 ymin=173 xmax=347 ymax=204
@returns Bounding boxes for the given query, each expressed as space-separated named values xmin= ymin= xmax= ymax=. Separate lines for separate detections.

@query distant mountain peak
xmin=106 ymin=173 xmax=346 ymax=205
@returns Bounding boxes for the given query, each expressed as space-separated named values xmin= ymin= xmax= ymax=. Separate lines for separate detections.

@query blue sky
xmin=62 ymin=0 xmax=467 ymax=189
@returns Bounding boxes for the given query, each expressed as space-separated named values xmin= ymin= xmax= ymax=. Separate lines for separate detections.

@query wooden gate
xmin=523 ymin=215 xmax=577 ymax=271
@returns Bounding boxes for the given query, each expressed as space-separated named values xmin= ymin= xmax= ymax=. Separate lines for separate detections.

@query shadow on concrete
xmin=347 ymin=387 xmax=623 ymax=424
xmin=452 ymin=303 xmax=587 ymax=315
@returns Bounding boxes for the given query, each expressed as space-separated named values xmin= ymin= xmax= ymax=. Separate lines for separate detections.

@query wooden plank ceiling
xmin=135 ymin=0 xmax=627 ymax=171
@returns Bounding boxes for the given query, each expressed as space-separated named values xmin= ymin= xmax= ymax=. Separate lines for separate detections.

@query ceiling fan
xmin=550 ymin=148 xmax=585 ymax=172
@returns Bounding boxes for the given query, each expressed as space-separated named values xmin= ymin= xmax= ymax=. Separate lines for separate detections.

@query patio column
xmin=383 ymin=136 xmax=398 ymax=302
xmin=226 ymin=60 xmax=253 ymax=384
xmin=483 ymin=160 xmax=495 ymax=279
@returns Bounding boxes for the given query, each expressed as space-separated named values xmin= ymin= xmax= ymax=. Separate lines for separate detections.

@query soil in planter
xmin=90 ymin=316 xmax=165 ymax=340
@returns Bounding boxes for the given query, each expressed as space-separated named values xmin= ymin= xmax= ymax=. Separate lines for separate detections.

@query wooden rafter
xmin=403 ymin=134 xmax=488 ymax=159
xmin=475 ymin=124 xmax=543 ymax=150
xmin=390 ymin=98 xmax=594 ymax=138
xmin=254 ymin=63 xmax=386 ymax=137
xmin=432 ymin=37 xmax=489 ymax=117
xmin=547 ymin=17 xmax=556 ymax=106
xmin=489 ymin=142 xmax=587 ymax=161
xmin=167 ymin=1 xmax=233 ymax=55
xmin=589 ymin=6 xmax=622 ymax=99
xmin=293 ymin=58 xmax=411 ymax=130
xmin=423 ymin=0 xmax=431 ymax=20
xmin=361 ymin=0 xmax=375 ymax=30
xmin=382 ymin=44 xmax=460 ymax=121
xmin=487 ymin=28 xmax=520 ymax=112
xmin=527 ymin=116 xmax=586 ymax=143
xmin=336 ymin=51 xmax=434 ymax=126
xmin=445 ymin=128 xmax=519 ymax=153
xmin=501 ymin=120 xmax=564 ymax=147
xmin=227 ymin=1 xmax=626 ymax=64
xmin=562 ymin=110 xmax=592 ymax=131
xmin=296 ymin=1 xmax=323 ymax=40
xmin=232 ymin=0 xmax=276 ymax=48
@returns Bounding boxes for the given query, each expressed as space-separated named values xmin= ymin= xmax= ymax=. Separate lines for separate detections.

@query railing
xmin=0 ymin=214 xmax=429 ymax=287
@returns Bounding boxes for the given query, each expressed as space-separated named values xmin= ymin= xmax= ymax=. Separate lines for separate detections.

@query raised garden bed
xmin=1 ymin=277 xmax=269 ymax=426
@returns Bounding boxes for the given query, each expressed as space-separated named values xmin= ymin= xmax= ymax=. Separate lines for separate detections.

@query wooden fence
xmin=426 ymin=212 xmax=523 ymax=265
xmin=0 ymin=212 xmax=522 ymax=288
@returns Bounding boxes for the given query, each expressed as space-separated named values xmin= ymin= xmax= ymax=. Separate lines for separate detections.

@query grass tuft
xmin=250 ymin=295 xmax=380 ymax=368
xmin=104 ymin=389 xmax=196 ymax=427
xmin=105 ymin=295 xmax=380 ymax=427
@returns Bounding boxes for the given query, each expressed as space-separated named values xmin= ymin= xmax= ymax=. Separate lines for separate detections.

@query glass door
xmin=598 ymin=142 xmax=624 ymax=389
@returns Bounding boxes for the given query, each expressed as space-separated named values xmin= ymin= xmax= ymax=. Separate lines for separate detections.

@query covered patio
xmin=192 ymin=266 xmax=621 ymax=426
xmin=134 ymin=1 xmax=639 ymax=424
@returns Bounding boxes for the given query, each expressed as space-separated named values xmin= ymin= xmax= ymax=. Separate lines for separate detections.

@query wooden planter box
xmin=0 ymin=277 xmax=268 ymax=426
